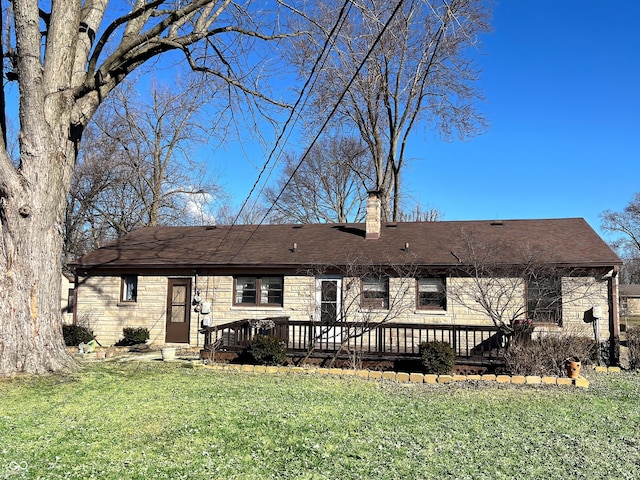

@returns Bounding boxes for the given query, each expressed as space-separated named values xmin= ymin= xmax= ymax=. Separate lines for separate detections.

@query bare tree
xmin=301 ymin=259 xmax=419 ymax=368
xmin=64 ymin=77 xmax=225 ymax=260
xmin=397 ymin=205 xmax=442 ymax=222
xmin=0 ymin=1 xmax=297 ymax=375
xmin=64 ymin=116 xmax=125 ymax=260
xmin=101 ymin=79 xmax=223 ymax=227
xmin=447 ymin=230 xmax=608 ymax=343
xmin=265 ymin=134 xmax=373 ymax=223
xmin=214 ymin=201 xmax=271 ymax=226
xmin=292 ymin=0 xmax=490 ymax=220
xmin=601 ymin=192 xmax=640 ymax=284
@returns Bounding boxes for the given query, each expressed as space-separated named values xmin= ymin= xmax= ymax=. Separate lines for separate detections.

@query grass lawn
xmin=1 ymin=362 xmax=639 ymax=479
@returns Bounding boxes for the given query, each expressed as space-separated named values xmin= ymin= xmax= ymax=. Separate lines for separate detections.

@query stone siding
xmin=558 ymin=277 xmax=610 ymax=339
xmin=76 ymin=272 xmax=612 ymax=347
xmin=76 ymin=275 xmax=169 ymax=346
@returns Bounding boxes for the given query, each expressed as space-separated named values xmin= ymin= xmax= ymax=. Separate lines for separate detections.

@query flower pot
xmin=161 ymin=347 xmax=177 ymax=361
xmin=565 ymin=357 xmax=581 ymax=379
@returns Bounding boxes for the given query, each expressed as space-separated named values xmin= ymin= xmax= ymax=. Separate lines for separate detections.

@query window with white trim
xmin=121 ymin=275 xmax=138 ymax=302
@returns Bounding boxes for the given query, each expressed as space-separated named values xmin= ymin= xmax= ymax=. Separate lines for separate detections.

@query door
xmin=315 ymin=277 xmax=342 ymax=348
xmin=166 ymin=278 xmax=191 ymax=343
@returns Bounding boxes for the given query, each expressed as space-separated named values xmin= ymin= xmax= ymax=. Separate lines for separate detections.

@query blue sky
xmin=406 ymin=0 xmax=640 ymax=237
xmin=212 ymin=1 xmax=639 ymax=238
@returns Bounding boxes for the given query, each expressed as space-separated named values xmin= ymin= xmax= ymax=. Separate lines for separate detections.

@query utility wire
xmin=227 ymin=0 xmax=407 ymax=261
xmin=205 ymin=0 xmax=356 ymax=261
xmin=229 ymin=0 xmax=355 ymax=227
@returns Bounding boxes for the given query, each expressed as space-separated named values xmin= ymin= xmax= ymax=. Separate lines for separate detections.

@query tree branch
xmin=87 ymin=0 xmax=165 ymax=77
xmin=182 ymin=46 xmax=291 ymax=108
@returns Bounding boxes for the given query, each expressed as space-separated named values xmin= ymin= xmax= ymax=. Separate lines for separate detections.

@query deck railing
xmin=201 ymin=317 xmax=503 ymax=363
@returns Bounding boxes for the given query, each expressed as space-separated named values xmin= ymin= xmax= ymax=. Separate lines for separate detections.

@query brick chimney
xmin=366 ymin=190 xmax=382 ymax=239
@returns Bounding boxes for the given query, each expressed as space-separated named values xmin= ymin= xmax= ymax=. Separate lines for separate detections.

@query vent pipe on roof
xmin=366 ymin=190 xmax=382 ymax=240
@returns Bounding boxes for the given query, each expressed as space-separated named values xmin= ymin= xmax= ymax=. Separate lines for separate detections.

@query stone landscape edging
xmin=196 ymin=363 xmax=625 ymax=389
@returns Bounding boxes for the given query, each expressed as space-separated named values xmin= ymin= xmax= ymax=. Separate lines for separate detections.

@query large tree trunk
xmin=0 ymin=76 xmax=78 ymax=375
xmin=0 ymin=200 xmax=75 ymax=375
xmin=0 ymin=0 xmax=78 ymax=375
xmin=0 ymin=139 xmax=76 ymax=374
xmin=0 ymin=84 xmax=77 ymax=374
xmin=0 ymin=0 xmax=291 ymax=376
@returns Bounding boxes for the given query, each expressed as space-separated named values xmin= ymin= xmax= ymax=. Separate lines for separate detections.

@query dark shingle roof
xmin=71 ymin=218 xmax=621 ymax=269
xmin=70 ymin=218 xmax=621 ymax=271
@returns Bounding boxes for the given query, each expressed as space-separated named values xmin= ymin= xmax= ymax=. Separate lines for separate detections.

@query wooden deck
xmin=201 ymin=317 xmax=503 ymax=366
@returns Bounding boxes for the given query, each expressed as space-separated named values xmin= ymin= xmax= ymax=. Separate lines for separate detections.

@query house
xmin=69 ymin=193 xmax=622 ymax=366
xmin=620 ymin=284 xmax=640 ymax=320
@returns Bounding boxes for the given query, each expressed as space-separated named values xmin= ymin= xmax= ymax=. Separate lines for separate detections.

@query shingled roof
xmin=70 ymin=218 xmax=621 ymax=272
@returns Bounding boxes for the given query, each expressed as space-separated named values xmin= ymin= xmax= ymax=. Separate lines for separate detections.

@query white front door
xmin=315 ymin=277 xmax=342 ymax=348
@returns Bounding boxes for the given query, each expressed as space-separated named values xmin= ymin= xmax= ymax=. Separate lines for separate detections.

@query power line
xmin=205 ymin=0 xmax=357 ymax=261
xmin=230 ymin=0 xmax=355 ymax=227
xmin=225 ymin=0 xmax=408 ymax=261
xmin=262 ymin=0 xmax=408 ymax=224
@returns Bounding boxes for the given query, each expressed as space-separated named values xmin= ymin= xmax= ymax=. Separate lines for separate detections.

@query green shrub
xmin=246 ymin=334 xmax=286 ymax=366
xmin=627 ymin=326 xmax=640 ymax=370
xmin=62 ymin=325 xmax=95 ymax=346
xmin=115 ymin=327 xmax=150 ymax=346
xmin=504 ymin=333 xmax=597 ymax=376
xmin=420 ymin=341 xmax=455 ymax=374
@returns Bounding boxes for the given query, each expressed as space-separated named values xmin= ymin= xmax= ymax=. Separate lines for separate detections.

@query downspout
xmin=449 ymin=271 xmax=457 ymax=357
xmin=608 ymin=266 xmax=620 ymax=366
xmin=194 ymin=270 xmax=200 ymax=348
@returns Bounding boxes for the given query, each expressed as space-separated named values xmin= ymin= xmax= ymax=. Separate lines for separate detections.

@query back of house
xmin=68 ymin=209 xmax=621 ymax=366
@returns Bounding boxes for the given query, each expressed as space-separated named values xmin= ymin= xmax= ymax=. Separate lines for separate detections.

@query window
xmin=66 ymin=288 xmax=74 ymax=314
xmin=234 ymin=276 xmax=283 ymax=306
xmin=318 ymin=278 xmax=341 ymax=323
xmin=417 ymin=277 xmax=446 ymax=310
xmin=527 ymin=276 xmax=561 ymax=324
xmin=362 ymin=277 xmax=389 ymax=309
xmin=121 ymin=275 xmax=138 ymax=302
